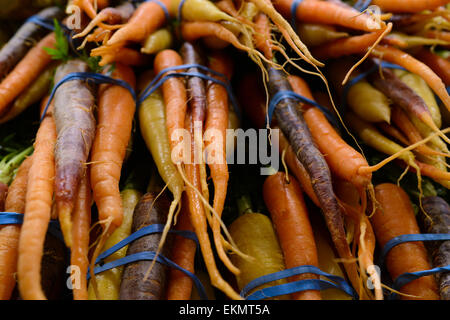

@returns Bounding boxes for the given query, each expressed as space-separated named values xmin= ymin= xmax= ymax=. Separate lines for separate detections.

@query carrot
xmin=287 ymin=75 xmax=372 ymax=195
xmin=311 ymin=30 xmax=387 ymax=61
xmin=73 ymin=2 xmax=135 ymax=39
xmin=0 ymin=156 xmax=32 ymax=300
xmin=371 ymin=45 xmax=450 ymax=115
xmin=89 ymin=63 xmax=136 ymax=297
xmin=391 ymin=106 xmax=448 ymax=158
xmin=70 ymin=170 xmax=91 ymax=300
xmin=422 ymin=196 xmax=450 ymax=300
xmin=180 ymin=21 xmax=273 ymax=69
xmin=368 ymin=64 xmax=450 ymax=146
xmin=267 ymin=67 xmax=361 ymax=297
xmin=414 ymin=48 xmax=450 ymax=87
xmin=90 ymin=0 xmax=170 ymax=66
xmin=287 ymin=75 xmax=384 ymax=299
xmin=0 ymin=6 xmax=63 ymax=79
xmin=87 ymin=186 xmax=142 ymax=300
xmin=17 ymin=100 xmax=57 ymax=300
xmin=372 ymin=0 xmax=448 ymax=13
xmin=0 ymin=32 xmax=56 ymax=117
xmin=371 ymin=183 xmax=439 ymax=300
xmin=274 ymin=0 xmax=386 ymax=32
xmin=237 ymin=72 xmax=320 ymax=206
xmin=53 ymin=59 xmax=96 ymax=249
xmin=184 ymin=110 xmax=242 ymax=300
xmin=297 ymin=23 xmax=349 ymax=47
xmin=254 ymin=13 xmax=274 ymax=60
xmin=229 ymin=194 xmax=288 ymax=300
xmin=166 ymin=195 xmax=197 ymax=300
xmin=376 ymin=122 xmax=410 ymax=146
xmin=263 ymin=172 xmax=322 ymax=300
xmin=119 ymin=192 xmax=172 ymax=300
xmin=203 ymin=50 xmax=240 ymax=276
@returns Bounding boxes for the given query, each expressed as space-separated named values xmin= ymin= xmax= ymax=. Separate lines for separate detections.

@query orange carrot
xmin=372 ymin=0 xmax=448 ymax=13
xmin=17 ymin=101 xmax=57 ymax=300
xmin=371 ymin=183 xmax=440 ymax=300
xmin=0 ymin=33 xmax=55 ymax=117
xmin=89 ymin=63 xmax=136 ymax=297
xmin=274 ymin=0 xmax=386 ymax=32
xmin=311 ymin=31 xmax=386 ymax=61
xmin=70 ymin=170 xmax=92 ymax=301
xmin=0 ymin=156 xmax=33 ymax=300
xmin=204 ymin=50 xmax=239 ymax=276
xmin=90 ymin=0 xmax=170 ymax=65
xmin=153 ymin=50 xmax=187 ymax=154
xmin=254 ymin=13 xmax=274 ymax=60
xmin=263 ymin=172 xmax=322 ymax=300
xmin=166 ymin=195 xmax=197 ymax=300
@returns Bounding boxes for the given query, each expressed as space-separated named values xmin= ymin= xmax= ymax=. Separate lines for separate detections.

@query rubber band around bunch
xmin=138 ymin=63 xmax=242 ymax=120
xmin=240 ymin=265 xmax=357 ymax=300
xmin=289 ymin=0 xmax=304 ymax=32
xmin=40 ymin=72 xmax=138 ymax=122
xmin=377 ymin=233 xmax=450 ymax=300
xmin=340 ymin=61 xmax=406 ymax=115
xmin=87 ymin=223 xmax=208 ymax=300
xmin=353 ymin=0 xmax=372 ymax=12
xmin=268 ymin=90 xmax=340 ymax=129
xmin=0 ymin=212 xmax=65 ymax=242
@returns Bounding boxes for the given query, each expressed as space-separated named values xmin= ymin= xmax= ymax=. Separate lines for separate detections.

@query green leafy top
xmin=44 ymin=19 xmax=69 ymax=62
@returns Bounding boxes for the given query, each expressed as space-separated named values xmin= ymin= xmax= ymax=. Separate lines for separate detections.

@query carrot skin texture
xmin=119 ymin=192 xmax=172 ymax=300
xmin=0 ymin=157 xmax=32 ymax=300
xmin=53 ymin=60 xmax=96 ymax=248
xmin=17 ymin=109 xmax=57 ymax=300
xmin=71 ymin=172 xmax=92 ymax=300
xmin=371 ymin=183 xmax=439 ymax=300
xmin=422 ymin=196 xmax=450 ymax=300
xmin=263 ymin=172 xmax=322 ymax=300
xmin=372 ymin=0 xmax=448 ymax=13
xmin=91 ymin=63 xmax=136 ymax=234
xmin=414 ymin=48 xmax=450 ymax=87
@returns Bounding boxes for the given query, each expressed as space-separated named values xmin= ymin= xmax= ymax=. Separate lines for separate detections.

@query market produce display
xmin=0 ymin=0 xmax=449 ymax=301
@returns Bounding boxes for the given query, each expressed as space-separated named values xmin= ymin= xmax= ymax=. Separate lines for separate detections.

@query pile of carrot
xmin=0 ymin=0 xmax=448 ymax=301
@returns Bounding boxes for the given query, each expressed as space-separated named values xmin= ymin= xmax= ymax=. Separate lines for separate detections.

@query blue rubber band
xmin=138 ymin=64 xmax=242 ymax=119
xmin=95 ymin=224 xmax=199 ymax=263
xmin=340 ymin=61 xmax=406 ymax=115
xmin=241 ymin=265 xmax=356 ymax=300
xmin=0 ymin=212 xmax=24 ymax=225
xmin=378 ymin=233 xmax=450 ymax=299
xmin=246 ymin=279 xmax=353 ymax=300
xmin=379 ymin=233 xmax=450 ymax=269
xmin=41 ymin=72 xmax=137 ymax=122
xmin=353 ymin=0 xmax=372 ymax=12
xmin=0 ymin=212 xmax=65 ymax=242
xmin=178 ymin=0 xmax=187 ymax=23
xmin=268 ymin=90 xmax=340 ymax=129
xmin=88 ymin=251 xmax=209 ymax=300
xmin=290 ymin=0 xmax=304 ymax=31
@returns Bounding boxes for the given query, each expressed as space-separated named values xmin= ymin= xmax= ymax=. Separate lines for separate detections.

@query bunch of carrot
xmin=0 ymin=0 xmax=448 ymax=302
